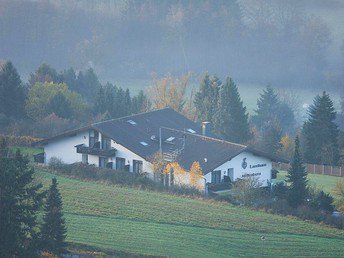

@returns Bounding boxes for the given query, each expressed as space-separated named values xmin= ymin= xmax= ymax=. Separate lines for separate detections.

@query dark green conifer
xmin=40 ymin=178 xmax=67 ymax=255
xmin=286 ymin=136 xmax=308 ymax=208
xmin=302 ymin=91 xmax=339 ymax=165
xmin=214 ymin=77 xmax=251 ymax=143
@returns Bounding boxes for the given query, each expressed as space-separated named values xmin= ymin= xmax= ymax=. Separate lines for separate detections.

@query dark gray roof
xmin=160 ymin=128 xmax=288 ymax=174
xmin=92 ymin=108 xmax=201 ymax=159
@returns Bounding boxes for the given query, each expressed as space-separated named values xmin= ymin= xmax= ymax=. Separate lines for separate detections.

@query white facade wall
xmin=44 ymin=131 xmax=88 ymax=164
xmin=110 ymin=140 xmax=153 ymax=177
xmin=204 ymin=151 xmax=272 ymax=187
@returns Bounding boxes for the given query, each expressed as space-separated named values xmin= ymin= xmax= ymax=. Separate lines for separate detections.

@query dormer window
xmin=89 ymin=130 xmax=99 ymax=148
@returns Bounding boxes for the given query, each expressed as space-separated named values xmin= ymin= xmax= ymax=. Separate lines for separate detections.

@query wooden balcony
xmin=75 ymin=144 xmax=116 ymax=157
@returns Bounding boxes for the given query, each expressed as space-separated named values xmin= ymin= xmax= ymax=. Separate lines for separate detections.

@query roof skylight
xmin=140 ymin=141 xmax=148 ymax=146
xmin=187 ymin=128 xmax=196 ymax=133
xmin=127 ymin=120 xmax=137 ymax=125
xmin=166 ymin=136 xmax=175 ymax=142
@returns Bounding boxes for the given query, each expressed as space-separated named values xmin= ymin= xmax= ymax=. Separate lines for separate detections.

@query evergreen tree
xmin=76 ymin=68 xmax=101 ymax=103
xmin=94 ymin=86 xmax=106 ymax=114
xmin=252 ymin=86 xmax=295 ymax=133
xmin=29 ymin=63 xmax=61 ymax=85
xmin=302 ymin=91 xmax=339 ymax=165
xmin=0 ymin=149 xmax=45 ymax=257
xmin=48 ymin=92 xmax=72 ymax=119
xmin=132 ymin=90 xmax=149 ymax=114
xmin=0 ymin=61 xmax=25 ymax=118
xmin=194 ymin=73 xmax=221 ymax=123
xmin=40 ymin=178 xmax=67 ymax=255
xmin=214 ymin=77 xmax=251 ymax=143
xmin=60 ymin=67 xmax=78 ymax=92
xmin=252 ymin=86 xmax=280 ymax=130
xmin=286 ymin=136 xmax=308 ymax=208
xmin=124 ymin=88 xmax=132 ymax=115
xmin=258 ymin=120 xmax=283 ymax=155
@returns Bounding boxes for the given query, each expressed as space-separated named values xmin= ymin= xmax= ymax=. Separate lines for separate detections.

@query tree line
xmin=0 ymin=60 xmax=342 ymax=166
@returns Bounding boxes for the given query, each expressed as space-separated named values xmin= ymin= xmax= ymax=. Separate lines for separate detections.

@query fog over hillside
xmin=1 ymin=0 xmax=343 ymax=90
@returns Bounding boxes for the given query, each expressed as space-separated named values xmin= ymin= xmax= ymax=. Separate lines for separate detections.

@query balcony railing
xmin=75 ymin=144 xmax=116 ymax=157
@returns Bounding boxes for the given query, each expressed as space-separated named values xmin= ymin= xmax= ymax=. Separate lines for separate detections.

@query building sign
xmin=249 ymin=163 xmax=267 ymax=169
xmin=241 ymin=158 xmax=247 ymax=169
xmin=241 ymin=157 xmax=266 ymax=170
xmin=242 ymin=172 xmax=262 ymax=178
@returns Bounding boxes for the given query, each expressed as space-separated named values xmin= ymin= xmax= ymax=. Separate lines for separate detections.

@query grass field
xmin=277 ymin=171 xmax=342 ymax=197
xmin=34 ymin=167 xmax=344 ymax=257
xmin=10 ymin=146 xmax=43 ymax=162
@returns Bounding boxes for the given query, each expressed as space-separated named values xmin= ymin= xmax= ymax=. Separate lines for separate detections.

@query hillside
xmin=34 ymin=167 xmax=344 ymax=257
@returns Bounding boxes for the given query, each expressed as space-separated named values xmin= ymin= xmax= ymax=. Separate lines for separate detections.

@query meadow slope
xmin=34 ymin=168 xmax=344 ymax=257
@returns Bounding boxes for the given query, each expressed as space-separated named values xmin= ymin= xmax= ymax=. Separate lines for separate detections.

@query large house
xmin=36 ymin=108 xmax=286 ymax=191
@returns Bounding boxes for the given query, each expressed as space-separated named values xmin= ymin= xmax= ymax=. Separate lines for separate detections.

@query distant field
xmin=277 ymin=171 xmax=342 ymax=197
xmin=34 ymin=168 xmax=344 ymax=257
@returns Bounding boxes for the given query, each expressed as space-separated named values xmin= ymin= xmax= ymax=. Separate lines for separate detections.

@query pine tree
xmin=124 ymin=88 xmax=132 ymax=115
xmin=214 ymin=77 xmax=251 ymax=143
xmin=252 ymin=86 xmax=295 ymax=133
xmin=258 ymin=120 xmax=283 ymax=155
xmin=286 ymin=136 xmax=308 ymax=208
xmin=0 ymin=61 xmax=25 ymax=118
xmin=252 ymin=86 xmax=280 ymax=130
xmin=94 ymin=86 xmax=106 ymax=114
xmin=302 ymin=91 xmax=339 ymax=165
xmin=48 ymin=92 xmax=72 ymax=119
xmin=40 ymin=178 xmax=67 ymax=255
xmin=0 ymin=149 xmax=45 ymax=257
xmin=194 ymin=73 xmax=221 ymax=123
xmin=29 ymin=63 xmax=61 ymax=85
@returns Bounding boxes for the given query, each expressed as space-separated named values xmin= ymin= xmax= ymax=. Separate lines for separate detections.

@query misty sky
xmin=0 ymin=0 xmax=343 ymax=90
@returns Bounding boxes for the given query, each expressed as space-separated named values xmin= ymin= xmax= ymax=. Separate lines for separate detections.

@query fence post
xmin=341 ymin=167 xmax=342 ymax=177
xmin=322 ymin=165 xmax=325 ymax=175
xmin=313 ymin=164 xmax=315 ymax=174
xmin=331 ymin=166 xmax=333 ymax=175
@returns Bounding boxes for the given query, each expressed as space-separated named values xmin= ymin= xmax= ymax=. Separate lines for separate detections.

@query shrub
xmin=48 ymin=157 xmax=65 ymax=170
xmin=0 ymin=134 xmax=41 ymax=147
xmin=272 ymin=182 xmax=287 ymax=200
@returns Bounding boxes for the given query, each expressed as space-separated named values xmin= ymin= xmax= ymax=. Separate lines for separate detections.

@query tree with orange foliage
xmin=189 ymin=161 xmax=203 ymax=190
xmin=149 ymin=73 xmax=191 ymax=114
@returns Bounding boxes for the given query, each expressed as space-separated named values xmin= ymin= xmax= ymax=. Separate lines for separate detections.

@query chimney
xmin=201 ymin=121 xmax=210 ymax=136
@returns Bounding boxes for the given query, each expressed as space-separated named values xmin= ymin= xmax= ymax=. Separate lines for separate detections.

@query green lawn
xmin=10 ymin=146 xmax=43 ymax=161
xmin=277 ymin=171 xmax=342 ymax=197
xmin=34 ymin=168 xmax=344 ymax=257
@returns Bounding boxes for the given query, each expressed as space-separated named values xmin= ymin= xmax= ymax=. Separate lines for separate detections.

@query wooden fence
xmin=273 ymin=162 xmax=344 ymax=177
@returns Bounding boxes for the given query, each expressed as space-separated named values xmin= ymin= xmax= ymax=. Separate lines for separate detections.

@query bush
xmin=48 ymin=157 xmax=65 ymax=170
xmin=272 ymin=182 xmax=287 ymax=200
xmin=0 ymin=134 xmax=41 ymax=147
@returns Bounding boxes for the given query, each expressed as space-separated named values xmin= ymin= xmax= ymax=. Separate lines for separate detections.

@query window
xmin=101 ymin=136 xmax=111 ymax=150
xmin=89 ymin=130 xmax=99 ymax=148
xmin=140 ymin=141 xmax=148 ymax=146
xmin=99 ymin=157 xmax=108 ymax=168
xmin=187 ymin=128 xmax=196 ymax=133
xmin=133 ymin=160 xmax=143 ymax=174
xmin=227 ymin=168 xmax=234 ymax=182
xmin=82 ymin=154 xmax=88 ymax=164
xmin=211 ymin=170 xmax=221 ymax=184
xmin=166 ymin=136 xmax=175 ymax=142
xmin=116 ymin=157 xmax=126 ymax=170
xmin=127 ymin=120 xmax=137 ymax=125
